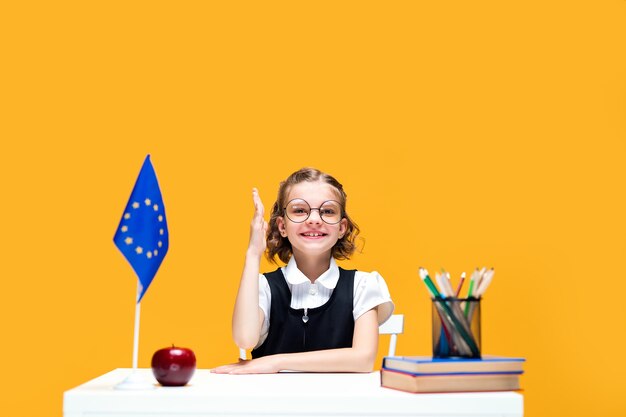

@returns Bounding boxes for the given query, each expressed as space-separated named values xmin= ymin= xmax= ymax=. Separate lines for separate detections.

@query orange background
xmin=1 ymin=1 xmax=625 ymax=416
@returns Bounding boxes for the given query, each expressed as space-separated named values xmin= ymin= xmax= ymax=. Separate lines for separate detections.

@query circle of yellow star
xmin=124 ymin=213 xmax=131 ymax=219
xmin=124 ymin=237 xmax=133 ymax=245
xmin=135 ymin=246 xmax=143 ymax=254
xmin=132 ymin=202 xmax=140 ymax=209
xmin=144 ymin=198 xmax=151 ymax=206
xmin=121 ymin=226 xmax=128 ymax=232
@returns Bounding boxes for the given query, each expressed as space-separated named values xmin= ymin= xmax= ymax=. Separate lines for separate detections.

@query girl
xmin=213 ymin=168 xmax=393 ymax=374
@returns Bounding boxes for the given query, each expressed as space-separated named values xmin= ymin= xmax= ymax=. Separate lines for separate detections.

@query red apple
xmin=151 ymin=345 xmax=196 ymax=386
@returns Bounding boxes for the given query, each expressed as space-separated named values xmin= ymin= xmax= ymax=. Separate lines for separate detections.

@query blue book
xmin=382 ymin=355 xmax=525 ymax=375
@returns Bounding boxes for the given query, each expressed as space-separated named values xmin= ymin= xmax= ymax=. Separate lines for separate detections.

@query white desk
xmin=64 ymin=368 xmax=523 ymax=417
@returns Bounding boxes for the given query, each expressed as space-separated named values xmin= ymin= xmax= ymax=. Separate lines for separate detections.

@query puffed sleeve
xmin=353 ymin=271 xmax=394 ymax=325
xmin=257 ymin=274 xmax=271 ymax=348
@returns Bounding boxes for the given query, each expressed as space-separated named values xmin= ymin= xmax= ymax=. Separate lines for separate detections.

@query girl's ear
xmin=338 ymin=218 xmax=348 ymax=239
xmin=277 ymin=216 xmax=288 ymax=237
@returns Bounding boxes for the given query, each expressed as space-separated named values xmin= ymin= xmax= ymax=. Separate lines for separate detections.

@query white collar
xmin=283 ymin=257 xmax=340 ymax=289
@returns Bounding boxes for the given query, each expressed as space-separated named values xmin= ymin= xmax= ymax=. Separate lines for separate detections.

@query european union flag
xmin=114 ymin=155 xmax=169 ymax=303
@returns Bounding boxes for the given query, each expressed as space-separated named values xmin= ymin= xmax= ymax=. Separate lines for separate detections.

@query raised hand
xmin=247 ymin=188 xmax=268 ymax=259
xmin=232 ymin=188 xmax=267 ymax=350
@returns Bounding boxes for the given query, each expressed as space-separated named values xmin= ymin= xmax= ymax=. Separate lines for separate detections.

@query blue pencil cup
xmin=431 ymin=297 xmax=481 ymax=359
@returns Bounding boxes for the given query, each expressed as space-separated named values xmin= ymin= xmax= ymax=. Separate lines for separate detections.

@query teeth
xmin=304 ymin=233 xmax=323 ymax=237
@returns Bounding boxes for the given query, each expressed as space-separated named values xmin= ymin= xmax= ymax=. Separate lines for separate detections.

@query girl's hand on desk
xmin=212 ymin=356 xmax=279 ymax=374
xmin=247 ymin=188 xmax=268 ymax=259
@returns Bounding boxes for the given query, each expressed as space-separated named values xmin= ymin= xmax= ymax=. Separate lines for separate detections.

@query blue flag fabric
xmin=114 ymin=155 xmax=169 ymax=303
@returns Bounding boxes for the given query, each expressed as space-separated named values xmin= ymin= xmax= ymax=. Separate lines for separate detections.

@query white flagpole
xmin=132 ymin=282 xmax=141 ymax=370
xmin=114 ymin=282 xmax=154 ymax=390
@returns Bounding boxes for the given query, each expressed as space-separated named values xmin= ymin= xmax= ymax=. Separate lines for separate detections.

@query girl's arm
xmin=232 ymin=188 xmax=267 ymax=350
xmin=216 ymin=308 xmax=379 ymax=373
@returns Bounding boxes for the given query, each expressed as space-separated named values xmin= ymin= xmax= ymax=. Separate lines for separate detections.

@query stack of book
xmin=381 ymin=355 xmax=525 ymax=393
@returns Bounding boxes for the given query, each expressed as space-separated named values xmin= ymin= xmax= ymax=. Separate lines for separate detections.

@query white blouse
xmin=256 ymin=257 xmax=394 ymax=348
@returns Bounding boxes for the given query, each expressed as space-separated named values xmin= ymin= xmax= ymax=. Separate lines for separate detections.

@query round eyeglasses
xmin=283 ymin=199 xmax=344 ymax=224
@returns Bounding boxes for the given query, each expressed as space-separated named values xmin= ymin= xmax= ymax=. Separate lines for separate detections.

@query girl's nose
xmin=306 ymin=209 xmax=322 ymax=223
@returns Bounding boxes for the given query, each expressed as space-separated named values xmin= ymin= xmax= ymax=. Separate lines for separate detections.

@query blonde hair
xmin=266 ymin=168 xmax=360 ymax=264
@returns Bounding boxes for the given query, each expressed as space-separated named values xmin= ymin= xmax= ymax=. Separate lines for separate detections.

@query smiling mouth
xmin=301 ymin=232 xmax=327 ymax=237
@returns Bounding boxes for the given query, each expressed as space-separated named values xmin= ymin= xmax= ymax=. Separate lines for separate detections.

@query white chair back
xmin=378 ymin=314 xmax=404 ymax=357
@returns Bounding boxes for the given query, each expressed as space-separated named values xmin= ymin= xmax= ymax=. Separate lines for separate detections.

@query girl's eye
xmin=290 ymin=206 xmax=308 ymax=215
xmin=321 ymin=209 xmax=336 ymax=215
